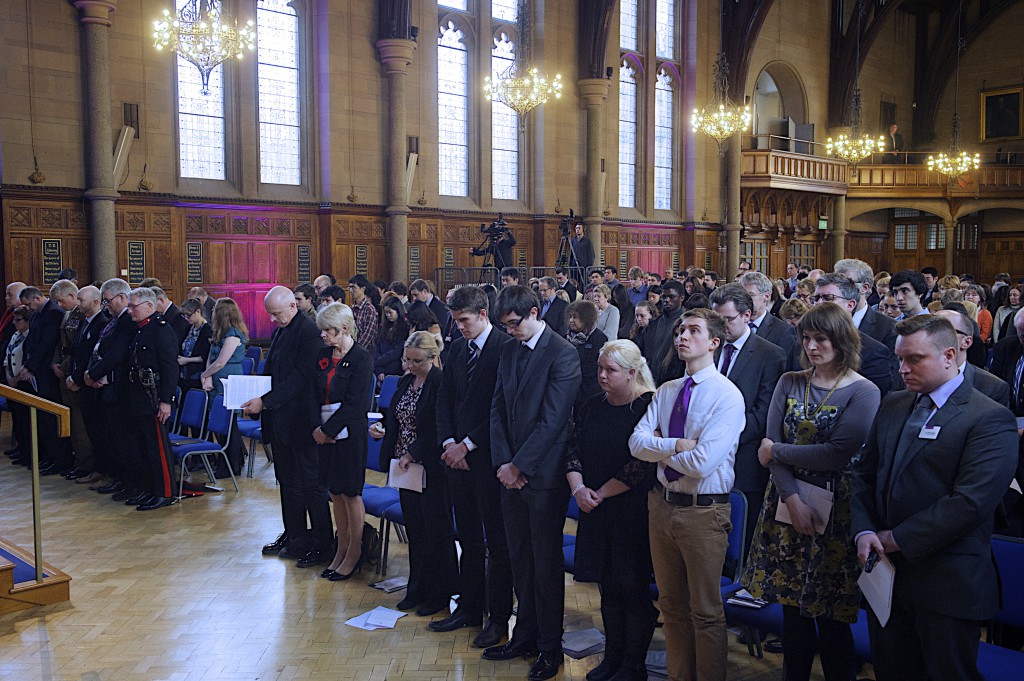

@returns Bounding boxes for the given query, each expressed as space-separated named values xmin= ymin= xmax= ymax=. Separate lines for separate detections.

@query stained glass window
xmin=492 ymin=0 xmax=518 ymax=22
xmin=618 ymin=61 xmax=637 ymax=208
xmin=492 ymin=34 xmax=518 ymax=200
xmin=620 ymin=0 xmax=638 ymax=51
xmin=257 ymin=0 xmax=301 ymax=185
xmin=177 ymin=55 xmax=225 ymax=180
xmin=654 ymin=69 xmax=673 ymax=210
xmin=438 ymin=22 xmax=469 ymax=196
xmin=656 ymin=0 xmax=674 ymax=59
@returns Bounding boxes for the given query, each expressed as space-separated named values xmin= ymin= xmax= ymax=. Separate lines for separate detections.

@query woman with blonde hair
xmin=312 ymin=302 xmax=374 ymax=579
xmin=200 ymin=297 xmax=249 ymax=475
xmin=567 ymin=340 xmax=657 ymax=681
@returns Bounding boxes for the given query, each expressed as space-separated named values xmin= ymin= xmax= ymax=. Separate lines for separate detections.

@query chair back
xmin=566 ymin=495 xmax=580 ymax=521
xmin=241 ymin=357 xmax=254 ymax=376
xmin=366 ymin=435 xmax=385 ymax=472
xmin=206 ymin=394 xmax=233 ymax=438
xmin=257 ymin=358 xmax=267 ymax=374
xmin=177 ymin=389 xmax=209 ymax=435
xmin=377 ymin=375 xmax=401 ymax=411
xmin=169 ymin=386 xmax=183 ymax=430
xmin=245 ymin=346 xmax=261 ymax=369
xmin=725 ymin=490 xmax=748 ymax=583
xmin=992 ymin=535 xmax=1024 ymax=628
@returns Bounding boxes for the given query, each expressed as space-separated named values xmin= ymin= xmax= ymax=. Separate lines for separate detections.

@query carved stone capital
xmin=71 ymin=0 xmax=117 ymax=27
xmin=376 ymin=38 xmax=417 ymax=75
xmin=577 ymin=78 xmax=611 ymax=108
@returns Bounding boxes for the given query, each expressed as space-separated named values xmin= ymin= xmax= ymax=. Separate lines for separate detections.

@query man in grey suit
xmin=709 ymin=284 xmax=786 ymax=558
xmin=852 ymin=314 xmax=1018 ymax=681
xmin=739 ymin=271 xmax=797 ymax=356
xmin=835 ymin=259 xmax=897 ymax=351
xmin=935 ymin=306 xmax=1011 ymax=407
xmin=485 ymin=285 xmax=580 ymax=681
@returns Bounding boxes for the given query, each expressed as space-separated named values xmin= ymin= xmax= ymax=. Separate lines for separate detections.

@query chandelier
xmin=483 ymin=0 xmax=562 ymax=130
xmin=691 ymin=53 xmax=751 ymax=157
xmin=827 ymin=2 xmax=884 ymax=167
xmin=153 ymin=0 xmax=255 ymax=96
xmin=928 ymin=2 xmax=979 ymax=180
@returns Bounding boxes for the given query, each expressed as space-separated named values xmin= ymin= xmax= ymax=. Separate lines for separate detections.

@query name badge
xmin=919 ymin=425 xmax=940 ymax=440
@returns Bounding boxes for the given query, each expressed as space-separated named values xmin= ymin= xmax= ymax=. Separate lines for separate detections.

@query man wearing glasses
xmin=486 ymin=285 xmax=580 ymax=680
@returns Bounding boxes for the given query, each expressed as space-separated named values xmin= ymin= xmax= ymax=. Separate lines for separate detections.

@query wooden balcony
xmin=847 ymin=163 xmax=1024 ymax=199
xmin=741 ymin=150 xmax=849 ymax=195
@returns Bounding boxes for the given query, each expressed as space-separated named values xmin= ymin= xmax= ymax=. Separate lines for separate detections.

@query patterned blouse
xmin=392 ymin=382 xmax=423 ymax=459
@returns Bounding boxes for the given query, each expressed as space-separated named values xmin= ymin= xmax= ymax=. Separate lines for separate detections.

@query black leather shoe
xmin=416 ymin=599 xmax=450 ymax=617
xmin=528 ymin=652 xmax=563 ymax=681
xmin=262 ymin=533 xmax=288 ymax=555
xmin=472 ymin=621 xmax=508 ymax=648
xmin=137 ymin=496 xmax=177 ymax=511
xmin=482 ymin=640 xmax=538 ymax=661
xmin=126 ymin=492 xmax=153 ymax=506
xmin=62 ymin=467 xmax=81 ymax=479
xmin=585 ymin=659 xmax=621 ymax=681
xmin=428 ymin=608 xmax=481 ymax=632
xmin=5 ymin=448 xmax=20 ymax=457
xmin=112 ymin=487 xmax=140 ymax=502
xmin=277 ymin=546 xmax=304 ymax=560
xmin=38 ymin=462 xmax=59 ymax=475
xmin=296 ymin=548 xmax=331 ymax=568
xmin=396 ymin=596 xmax=422 ymax=611
xmin=97 ymin=481 xmax=124 ymax=494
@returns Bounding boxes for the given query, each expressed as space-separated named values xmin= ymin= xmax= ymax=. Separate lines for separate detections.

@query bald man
xmin=243 ymin=286 xmax=332 ymax=562
xmin=935 ymin=307 xmax=1011 ymax=408
xmin=67 ymin=286 xmax=109 ymax=483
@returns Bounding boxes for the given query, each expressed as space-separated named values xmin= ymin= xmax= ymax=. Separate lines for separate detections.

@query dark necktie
xmin=664 ymin=377 xmax=694 ymax=482
xmin=467 ymin=339 xmax=479 ymax=379
xmin=894 ymin=394 xmax=935 ymax=462
xmin=720 ymin=343 xmax=737 ymax=376
xmin=516 ymin=343 xmax=531 ymax=382
xmin=748 ymin=321 xmax=758 ymax=332
xmin=1012 ymin=355 xmax=1024 ymax=414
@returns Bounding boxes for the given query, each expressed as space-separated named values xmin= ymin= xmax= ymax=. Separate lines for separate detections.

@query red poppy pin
xmin=319 ymin=357 xmax=330 ymax=370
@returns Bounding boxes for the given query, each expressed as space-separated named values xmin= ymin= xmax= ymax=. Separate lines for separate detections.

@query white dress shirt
xmin=629 ymin=364 xmax=745 ymax=494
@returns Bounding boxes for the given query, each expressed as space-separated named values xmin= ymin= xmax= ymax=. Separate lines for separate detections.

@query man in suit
xmin=433 ymin=286 xmax=515 ymax=648
xmin=243 ymin=286 xmax=332 ymax=563
xmin=920 ymin=266 xmax=939 ymax=305
xmin=189 ymin=286 xmax=216 ymax=321
xmin=152 ymin=287 xmax=190 ymax=344
xmin=17 ymin=286 xmax=67 ymax=474
xmin=935 ymin=306 xmax=1011 ymax=407
xmin=884 ymin=123 xmax=904 ymax=163
xmin=536 ymin=277 xmax=568 ymax=337
xmin=48 ymin=279 xmax=90 ymax=479
xmin=485 ymin=285 xmax=580 ymax=681
xmin=890 ymin=270 xmax=929 ymax=319
xmin=709 ymin=284 xmax=786 ymax=560
xmin=851 ymin=314 xmax=1018 ymax=681
xmin=553 ymin=267 xmax=578 ymax=302
xmin=739 ymin=271 xmax=798 ymax=357
xmin=569 ymin=223 xmax=595 ymax=286
xmin=990 ymin=307 xmax=1024 ymax=414
xmin=410 ymin=278 xmax=448 ymax=327
xmin=636 ymin=279 xmax=685 ymax=385
xmin=66 ymin=285 xmax=109 ymax=484
xmin=835 ymin=259 xmax=901 ymax=389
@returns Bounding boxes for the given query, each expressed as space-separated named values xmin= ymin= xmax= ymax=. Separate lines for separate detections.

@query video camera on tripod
xmin=471 ymin=214 xmax=511 ymax=256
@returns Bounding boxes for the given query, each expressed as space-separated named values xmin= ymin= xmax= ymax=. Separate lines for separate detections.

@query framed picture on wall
xmin=980 ymin=87 xmax=1023 ymax=141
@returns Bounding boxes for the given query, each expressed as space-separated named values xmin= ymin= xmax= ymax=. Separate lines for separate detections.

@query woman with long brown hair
xmin=200 ymin=297 xmax=249 ymax=475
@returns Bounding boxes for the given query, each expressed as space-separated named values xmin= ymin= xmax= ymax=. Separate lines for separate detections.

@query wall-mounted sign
xmin=42 ymin=239 xmax=62 ymax=286
xmin=355 ymin=245 xmax=368 ymax=277
xmin=186 ymin=242 xmax=203 ymax=284
xmin=297 ymin=244 xmax=311 ymax=283
xmin=127 ymin=241 xmax=146 ymax=285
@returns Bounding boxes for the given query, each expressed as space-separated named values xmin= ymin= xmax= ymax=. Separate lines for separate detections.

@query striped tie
xmin=467 ymin=339 xmax=479 ymax=379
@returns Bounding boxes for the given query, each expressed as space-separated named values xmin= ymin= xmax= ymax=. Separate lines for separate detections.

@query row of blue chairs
xmin=170 ymin=389 xmax=240 ymax=498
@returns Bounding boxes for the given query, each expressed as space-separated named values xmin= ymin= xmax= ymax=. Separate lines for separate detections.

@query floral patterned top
xmin=392 ymin=381 xmax=423 ymax=459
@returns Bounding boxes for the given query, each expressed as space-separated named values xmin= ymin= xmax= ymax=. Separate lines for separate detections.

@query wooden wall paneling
xmin=2 ymin=197 xmax=93 ymax=287
xmin=846 ymin=232 xmax=888 ymax=276
xmin=249 ymin=242 xmax=274 ymax=283
xmin=274 ymin=242 xmax=298 ymax=284
xmin=981 ymin=234 xmax=1024 ymax=280
xmin=229 ymin=242 xmax=250 ymax=284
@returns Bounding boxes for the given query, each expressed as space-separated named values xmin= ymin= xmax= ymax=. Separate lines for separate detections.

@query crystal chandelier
xmin=827 ymin=2 xmax=884 ymax=167
xmin=690 ymin=53 xmax=751 ymax=157
xmin=153 ymin=0 xmax=255 ymax=96
xmin=483 ymin=0 xmax=562 ymax=130
xmin=928 ymin=2 xmax=979 ymax=179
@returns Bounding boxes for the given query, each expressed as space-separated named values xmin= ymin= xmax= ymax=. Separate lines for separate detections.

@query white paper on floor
xmin=370 ymin=576 xmax=409 ymax=593
xmin=345 ymin=606 xmax=408 ymax=631
xmin=562 ymin=628 xmax=606 ymax=659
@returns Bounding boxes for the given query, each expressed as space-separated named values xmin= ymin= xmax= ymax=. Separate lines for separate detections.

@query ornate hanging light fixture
xmin=827 ymin=2 xmax=884 ymax=167
xmin=483 ymin=0 xmax=562 ymax=130
xmin=928 ymin=1 xmax=979 ymax=179
xmin=690 ymin=53 xmax=751 ymax=157
xmin=153 ymin=0 xmax=255 ymax=96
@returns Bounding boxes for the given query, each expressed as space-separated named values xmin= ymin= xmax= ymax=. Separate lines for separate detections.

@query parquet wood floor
xmin=0 ymin=434 xmax=800 ymax=681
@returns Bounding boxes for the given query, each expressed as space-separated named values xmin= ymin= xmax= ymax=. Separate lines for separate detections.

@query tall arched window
xmin=656 ymin=0 xmax=674 ymax=60
xmin=620 ymin=0 xmax=639 ymax=52
xmin=176 ymin=0 xmax=225 ymax=180
xmin=257 ymin=0 xmax=301 ymax=185
xmin=618 ymin=61 xmax=638 ymax=208
xmin=491 ymin=33 xmax=518 ymax=200
xmin=438 ymin=21 xmax=470 ymax=197
xmin=654 ymin=69 xmax=673 ymax=210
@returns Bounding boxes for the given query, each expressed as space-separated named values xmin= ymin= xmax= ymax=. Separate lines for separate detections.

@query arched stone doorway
xmin=752 ymin=61 xmax=811 ymax=152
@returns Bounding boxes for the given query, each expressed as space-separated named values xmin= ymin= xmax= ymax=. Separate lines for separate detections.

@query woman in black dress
xmin=375 ymin=331 xmax=458 ymax=615
xmin=373 ymin=294 xmax=409 ymax=380
xmin=566 ymin=300 xmax=609 ymax=414
xmin=566 ymin=339 xmax=658 ymax=681
xmin=176 ymin=298 xmax=212 ymax=392
xmin=312 ymin=302 xmax=374 ymax=581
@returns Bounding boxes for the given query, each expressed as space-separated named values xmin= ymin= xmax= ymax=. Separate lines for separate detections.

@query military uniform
xmin=125 ymin=312 xmax=179 ymax=508
xmin=54 ymin=306 xmax=93 ymax=476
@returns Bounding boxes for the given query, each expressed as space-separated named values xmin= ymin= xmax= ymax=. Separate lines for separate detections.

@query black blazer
xmin=541 ymin=296 xmax=569 ymax=337
xmin=162 ymin=303 xmax=191 ymax=345
xmin=755 ymin=311 xmax=798 ymax=357
xmin=990 ymin=334 xmax=1023 ymax=415
xmin=859 ymin=306 xmax=896 ymax=352
xmin=558 ymin=281 xmax=578 ymax=302
xmin=316 ymin=343 xmax=373 ymax=454
xmin=381 ymin=367 xmax=442 ymax=471
xmin=965 ymin=362 xmax=1011 ymax=409
xmin=436 ymin=328 xmax=513 ymax=468
xmin=23 ymin=299 xmax=64 ymax=396
xmin=787 ymin=329 xmax=893 ymax=397
xmin=722 ymin=333 xmax=787 ymax=494
xmin=851 ymin=379 xmax=1018 ymax=620
xmin=70 ymin=311 xmax=110 ymax=386
xmin=427 ymin=296 xmax=448 ymax=329
xmin=260 ymin=312 xmax=322 ymax=445
xmin=85 ymin=310 xmax=138 ymax=403
xmin=491 ymin=326 xmax=581 ymax=489
xmin=574 ymin=327 xmax=608 ymax=413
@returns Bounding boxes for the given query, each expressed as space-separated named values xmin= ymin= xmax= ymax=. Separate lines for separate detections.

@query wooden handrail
xmin=0 ymin=385 xmax=70 ymax=436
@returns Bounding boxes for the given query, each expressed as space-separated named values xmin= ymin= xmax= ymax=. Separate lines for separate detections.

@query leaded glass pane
xmin=178 ymin=56 xmax=225 ymax=179
xmin=492 ymin=0 xmax=517 ymax=22
xmin=656 ymin=0 xmax=674 ymax=59
xmin=258 ymin=0 xmax=300 ymax=185
xmin=492 ymin=34 xmax=518 ymax=200
xmin=438 ymin=22 xmax=469 ymax=196
xmin=439 ymin=0 xmax=468 ymax=11
xmin=618 ymin=62 xmax=637 ymax=208
xmin=620 ymin=0 xmax=638 ymax=51
xmin=654 ymin=70 xmax=673 ymax=210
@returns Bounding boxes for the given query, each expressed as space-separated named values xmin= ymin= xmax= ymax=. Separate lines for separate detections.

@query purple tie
xmin=720 ymin=343 xmax=736 ymax=376
xmin=664 ymin=377 xmax=694 ymax=482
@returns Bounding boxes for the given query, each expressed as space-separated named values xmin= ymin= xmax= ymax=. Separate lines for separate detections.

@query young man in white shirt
xmin=630 ymin=308 xmax=745 ymax=681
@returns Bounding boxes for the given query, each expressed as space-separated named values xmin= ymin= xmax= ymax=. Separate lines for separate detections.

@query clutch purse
xmin=319 ymin=402 xmax=349 ymax=439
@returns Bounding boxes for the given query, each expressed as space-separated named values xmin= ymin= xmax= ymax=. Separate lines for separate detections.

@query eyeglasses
xmin=810 ymin=294 xmax=849 ymax=304
xmin=500 ymin=317 xmax=526 ymax=331
xmin=718 ymin=313 xmax=742 ymax=324
xmin=401 ymin=356 xmax=429 ymax=366
xmin=126 ymin=302 xmax=151 ymax=310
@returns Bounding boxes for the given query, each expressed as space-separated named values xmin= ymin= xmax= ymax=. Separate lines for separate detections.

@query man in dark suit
xmin=884 ymin=123 xmax=904 ymax=163
xmin=485 ymin=285 xmax=580 ymax=681
xmin=537 ymin=277 xmax=568 ymax=337
xmin=836 ymin=259 xmax=901 ymax=390
xmin=553 ymin=267 xmax=578 ymax=302
xmin=990 ymin=307 xmax=1024 ymax=414
xmin=66 ymin=285 xmax=109 ymax=484
xmin=569 ymin=223 xmax=595 ymax=287
xmin=433 ymin=286 xmax=515 ymax=648
xmin=739 ymin=271 xmax=798 ymax=357
xmin=153 ymin=287 xmax=190 ymax=344
xmin=636 ymin=279 xmax=685 ymax=385
xmin=48 ymin=279 xmax=88 ymax=478
xmin=851 ymin=314 xmax=1018 ymax=681
xmin=243 ymin=286 xmax=332 ymax=563
xmin=17 ymin=286 xmax=67 ymax=473
xmin=410 ymin=279 xmax=448 ymax=327
xmin=709 ymin=284 xmax=786 ymax=559
xmin=936 ymin=307 xmax=1011 ymax=407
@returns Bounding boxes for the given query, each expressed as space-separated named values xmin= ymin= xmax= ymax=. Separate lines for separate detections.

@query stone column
xmin=724 ymin=138 xmax=743 ymax=279
xmin=944 ymin=217 xmax=956 ymax=276
xmin=832 ymin=195 xmax=847 ymax=266
xmin=376 ymin=38 xmax=416 ymax=283
xmin=578 ymin=78 xmax=611 ymax=267
xmin=73 ymin=1 xmax=118 ymax=282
